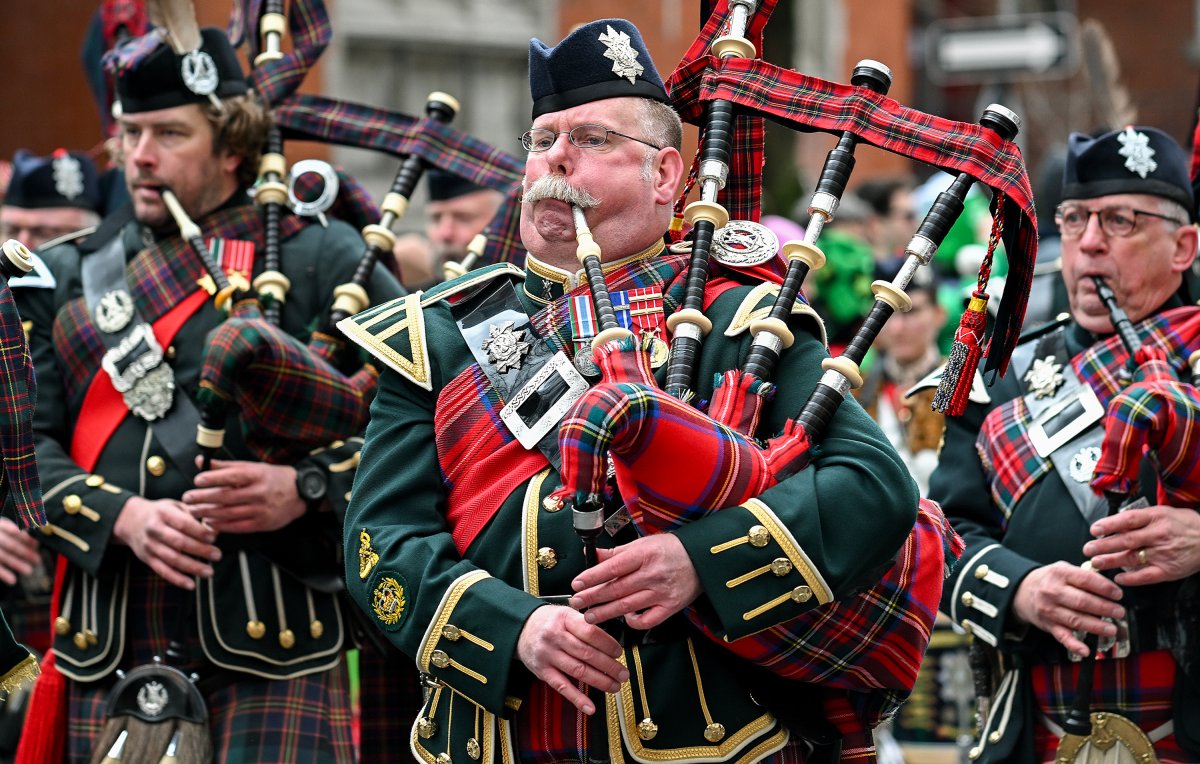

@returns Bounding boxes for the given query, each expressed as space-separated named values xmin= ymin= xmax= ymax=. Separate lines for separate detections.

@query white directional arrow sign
xmin=926 ymin=13 xmax=1078 ymax=85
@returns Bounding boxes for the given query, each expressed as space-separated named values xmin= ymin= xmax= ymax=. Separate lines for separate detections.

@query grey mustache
xmin=522 ymin=175 xmax=600 ymax=208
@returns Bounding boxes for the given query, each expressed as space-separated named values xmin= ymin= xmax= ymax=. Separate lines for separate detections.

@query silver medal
xmin=711 ymin=220 xmax=779 ymax=267
xmin=574 ymin=343 xmax=600 ymax=377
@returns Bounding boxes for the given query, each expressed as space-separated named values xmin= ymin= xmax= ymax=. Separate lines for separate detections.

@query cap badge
xmin=181 ymin=49 xmax=219 ymax=97
xmin=136 ymin=680 xmax=169 ymax=717
xmin=598 ymin=25 xmax=644 ymax=84
xmin=52 ymin=154 xmax=84 ymax=200
xmin=1117 ymin=127 xmax=1157 ymax=179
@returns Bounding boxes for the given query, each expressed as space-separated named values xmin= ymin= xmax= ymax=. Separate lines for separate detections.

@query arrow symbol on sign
xmin=940 ymin=21 xmax=1064 ymax=73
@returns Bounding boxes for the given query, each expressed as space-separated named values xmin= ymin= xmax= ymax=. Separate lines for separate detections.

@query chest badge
xmin=1069 ymin=446 xmax=1101 ymax=483
xmin=95 ymin=290 xmax=135 ymax=334
xmin=1025 ymin=355 xmax=1065 ymax=399
xmin=482 ymin=321 xmax=532 ymax=374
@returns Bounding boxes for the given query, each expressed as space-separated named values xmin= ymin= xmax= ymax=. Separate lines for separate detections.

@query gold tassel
xmin=0 ymin=652 xmax=39 ymax=698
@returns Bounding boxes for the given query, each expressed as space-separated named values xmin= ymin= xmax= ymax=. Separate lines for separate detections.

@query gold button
xmin=968 ymin=745 xmax=982 ymax=760
xmin=63 ymin=495 xmax=82 ymax=514
xmin=988 ymin=731 xmax=1001 ymax=743
xmin=247 ymin=620 xmax=266 ymax=639
xmin=748 ymin=525 xmax=770 ymax=548
xmin=790 ymin=586 xmax=812 ymax=603
xmin=436 ymin=754 xmax=451 ymax=764
xmin=431 ymin=650 xmax=450 ymax=669
xmin=704 ymin=722 xmax=726 ymax=742
xmin=961 ymin=619 xmax=974 ymax=632
xmin=961 ymin=592 xmax=975 ymax=607
xmin=146 ymin=456 xmax=167 ymax=477
xmin=310 ymin=620 xmax=324 ymax=639
xmin=770 ymin=557 xmax=793 ymax=576
xmin=638 ymin=718 xmax=658 ymax=740
xmin=974 ymin=564 xmax=989 ymax=579
xmin=416 ymin=717 xmax=438 ymax=738
xmin=542 ymin=496 xmax=564 ymax=512
xmin=85 ymin=474 xmax=105 ymax=488
xmin=73 ymin=632 xmax=88 ymax=650
xmin=442 ymin=624 xmax=462 ymax=641
xmin=165 ymin=345 xmax=177 ymax=360
xmin=536 ymin=547 xmax=558 ymax=570
xmin=466 ymin=737 xmax=481 ymax=760
xmin=279 ymin=629 xmax=295 ymax=649
xmin=85 ymin=629 xmax=97 ymax=646
xmin=54 ymin=616 xmax=71 ymax=636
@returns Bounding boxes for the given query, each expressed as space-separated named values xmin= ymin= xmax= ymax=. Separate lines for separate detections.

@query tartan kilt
xmin=63 ymin=566 xmax=354 ymax=763
xmin=1030 ymin=649 xmax=1188 ymax=763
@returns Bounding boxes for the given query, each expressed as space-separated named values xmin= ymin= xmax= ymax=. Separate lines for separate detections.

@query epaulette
xmin=420 ymin=262 xmax=524 ymax=307
xmin=907 ymin=364 xmax=990 ymax=404
xmin=6 ymin=249 xmax=61 ymax=290
xmin=337 ymin=263 xmax=523 ymax=391
xmin=9 ymin=225 xmax=97 ymax=289
xmin=723 ymin=282 xmax=828 ymax=347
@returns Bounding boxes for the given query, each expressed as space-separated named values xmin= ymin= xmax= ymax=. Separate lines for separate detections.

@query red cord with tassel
xmin=14 ymin=554 xmax=69 ymax=764
xmin=933 ymin=198 xmax=1006 ymax=416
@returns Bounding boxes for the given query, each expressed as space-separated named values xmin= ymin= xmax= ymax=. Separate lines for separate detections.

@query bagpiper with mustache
xmin=340 ymin=17 xmax=920 ymax=763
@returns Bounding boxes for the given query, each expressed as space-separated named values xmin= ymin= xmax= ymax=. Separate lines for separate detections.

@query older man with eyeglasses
xmin=340 ymin=17 xmax=920 ymax=763
xmin=929 ymin=125 xmax=1200 ymax=763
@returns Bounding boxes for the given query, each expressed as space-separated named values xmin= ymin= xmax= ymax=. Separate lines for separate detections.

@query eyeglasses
xmin=1054 ymin=203 xmax=1186 ymax=238
xmin=520 ymin=124 xmax=662 ymax=153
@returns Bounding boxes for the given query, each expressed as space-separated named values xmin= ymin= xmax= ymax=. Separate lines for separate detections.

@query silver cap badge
xmin=52 ymin=154 xmax=84 ymax=200
xmin=1117 ymin=127 xmax=1157 ymax=179
xmin=181 ymin=49 xmax=219 ymax=96
xmin=1024 ymin=355 xmax=1065 ymax=399
xmin=598 ymin=25 xmax=644 ymax=84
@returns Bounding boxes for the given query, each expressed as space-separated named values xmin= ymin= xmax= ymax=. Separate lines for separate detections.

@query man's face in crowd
xmin=1058 ymin=192 xmax=1198 ymax=334
xmin=878 ymin=188 xmax=916 ymax=255
xmin=120 ymin=103 xmax=240 ymax=229
xmin=427 ymin=190 xmax=502 ymax=264
xmin=0 ymin=205 xmax=98 ymax=249
xmin=520 ymin=97 xmax=680 ymax=269
xmin=878 ymin=289 xmax=946 ymax=365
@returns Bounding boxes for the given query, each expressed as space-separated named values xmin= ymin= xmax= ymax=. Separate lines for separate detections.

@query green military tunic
xmin=343 ymin=244 xmax=920 ymax=763
xmin=17 ymin=203 xmax=403 ymax=685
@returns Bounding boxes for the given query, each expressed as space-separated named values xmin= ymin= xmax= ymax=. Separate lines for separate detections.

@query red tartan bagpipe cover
xmin=555 ymin=332 xmax=963 ymax=708
xmin=1090 ymin=309 xmax=1200 ymax=506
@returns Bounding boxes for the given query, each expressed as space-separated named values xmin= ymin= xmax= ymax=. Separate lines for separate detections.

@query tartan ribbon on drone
xmin=664 ymin=0 xmax=778 ymax=224
xmin=667 ymin=46 xmax=1036 ymax=380
xmin=228 ymin=0 xmax=332 ymax=105
xmin=273 ymin=94 xmax=525 ymax=266
xmin=0 ymin=282 xmax=43 ymax=530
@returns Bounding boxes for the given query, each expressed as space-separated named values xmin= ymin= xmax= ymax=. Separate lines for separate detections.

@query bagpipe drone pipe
xmin=551 ymin=0 xmax=1037 ymax=711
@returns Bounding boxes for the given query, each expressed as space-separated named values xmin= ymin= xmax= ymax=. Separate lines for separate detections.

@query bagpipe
xmin=552 ymin=0 xmax=1037 ymax=721
xmin=1053 ymin=277 xmax=1200 ymax=764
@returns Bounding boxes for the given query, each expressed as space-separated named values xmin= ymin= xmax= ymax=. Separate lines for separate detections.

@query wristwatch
xmin=294 ymin=463 xmax=329 ymax=510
